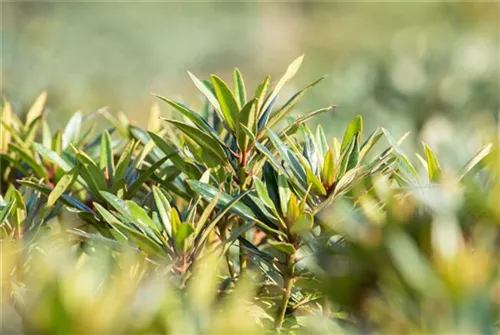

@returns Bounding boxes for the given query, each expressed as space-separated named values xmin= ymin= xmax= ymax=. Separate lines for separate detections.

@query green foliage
xmin=0 ymin=58 xmax=497 ymax=334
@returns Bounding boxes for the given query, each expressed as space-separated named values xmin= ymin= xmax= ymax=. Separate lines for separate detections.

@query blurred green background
xmin=2 ymin=2 xmax=498 ymax=158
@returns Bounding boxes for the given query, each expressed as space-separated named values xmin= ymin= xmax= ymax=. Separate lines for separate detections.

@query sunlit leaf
xmin=26 ymin=91 xmax=47 ymax=125
xmin=47 ymin=166 xmax=79 ymax=207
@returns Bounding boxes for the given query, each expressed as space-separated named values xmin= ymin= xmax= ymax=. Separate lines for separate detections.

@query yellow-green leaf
xmin=211 ymin=75 xmax=240 ymax=133
xmin=422 ymin=143 xmax=441 ymax=182
xmin=321 ymin=149 xmax=336 ymax=188
xmin=48 ymin=166 xmax=79 ymax=207
xmin=26 ymin=91 xmax=47 ymax=125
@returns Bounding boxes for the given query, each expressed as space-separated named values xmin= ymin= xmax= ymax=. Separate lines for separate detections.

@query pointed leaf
xmin=126 ymin=154 xmax=172 ymax=198
xmin=152 ymin=186 xmax=172 ymax=236
xmin=164 ymin=119 xmax=227 ymax=163
xmin=115 ymin=140 xmax=135 ymax=181
xmin=321 ymin=149 xmax=336 ymax=188
xmin=62 ymin=111 xmax=83 ymax=148
xmin=233 ymin=68 xmax=247 ymax=108
xmin=277 ymin=174 xmax=291 ymax=217
xmin=100 ymin=129 xmax=115 ymax=182
xmin=268 ymin=240 xmax=295 ymax=254
xmin=188 ymin=71 xmax=221 ymax=113
xmin=261 ymin=55 xmax=304 ymax=114
xmin=26 ymin=91 xmax=47 ymax=125
xmin=9 ymin=144 xmax=48 ymax=178
xmin=316 ymin=125 xmax=329 ymax=158
xmin=423 ymin=143 xmax=441 ymax=182
xmin=267 ymin=76 xmax=324 ymax=130
xmin=253 ymin=177 xmax=276 ymax=210
xmin=459 ymin=143 xmax=493 ymax=181
xmin=341 ymin=115 xmax=363 ymax=151
xmin=187 ymin=179 xmax=258 ymax=222
xmin=33 ymin=142 xmax=73 ymax=172
xmin=211 ymin=75 xmax=239 ymax=133
xmin=47 ymin=166 xmax=79 ymax=207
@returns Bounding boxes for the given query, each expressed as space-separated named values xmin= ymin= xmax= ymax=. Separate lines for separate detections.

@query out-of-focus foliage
xmin=1 ymin=57 xmax=498 ymax=333
xmin=2 ymin=2 xmax=498 ymax=143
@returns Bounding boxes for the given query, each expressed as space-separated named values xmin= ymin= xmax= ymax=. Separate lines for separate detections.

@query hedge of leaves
xmin=1 ymin=56 xmax=498 ymax=334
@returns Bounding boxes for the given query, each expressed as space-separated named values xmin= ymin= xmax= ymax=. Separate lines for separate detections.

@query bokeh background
xmin=2 ymin=1 xmax=499 ymax=163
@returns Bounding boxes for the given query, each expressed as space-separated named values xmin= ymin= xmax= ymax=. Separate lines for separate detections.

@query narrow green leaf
xmin=100 ymin=129 xmax=115 ymax=183
xmin=126 ymin=154 xmax=172 ymax=198
xmin=255 ymin=142 xmax=292 ymax=178
xmin=321 ymin=149 xmax=336 ymax=188
xmin=1 ymin=121 xmax=24 ymax=150
xmin=381 ymin=128 xmax=419 ymax=185
xmin=261 ymin=55 xmax=304 ymax=114
xmin=42 ymin=120 xmax=52 ymax=148
xmin=254 ymin=76 xmax=271 ymax=129
xmin=188 ymin=71 xmax=221 ymax=113
xmin=9 ymin=144 xmax=48 ymax=178
xmin=277 ymin=173 xmax=291 ymax=217
xmin=422 ymin=143 xmax=441 ymax=182
xmin=33 ymin=142 xmax=73 ymax=172
xmin=187 ymin=179 xmax=258 ymax=222
xmin=155 ymin=95 xmax=216 ymax=135
xmin=47 ymin=166 xmax=79 ymax=207
xmin=70 ymin=230 xmax=130 ymax=250
xmin=174 ymin=223 xmax=194 ymax=252
xmin=459 ymin=143 xmax=493 ymax=181
xmin=52 ymin=130 xmax=63 ymax=154
xmin=194 ymin=191 xmax=250 ymax=255
xmin=253 ymin=177 xmax=276 ymax=210
xmin=0 ymin=100 xmax=13 ymax=153
xmin=240 ymin=123 xmax=256 ymax=149
xmin=305 ymin=163 xmax=327 ymax=196
xmin=26 ymin=91 xmax=47 ymax=125
xmin=76 ymin=150 xmax=108 ymax=190
xmin=94 ymin=203 xmax=165 ymax=257
xmin=295 ymin=150 xmax=327 ymax=196
xmin=0 ymin=200 xmax=15 ymax=226
xmin=233 ymin=68 xmax=247 ymax=108
xmin=99 ymin=191 xmax=131 ymax=219
xmin=19 ymin=180 xmax=92 ymax=213
xmin=24 ymin=116 xmax=42 ymax=146
xmin=267 ymin=76 xmax=324 ymax=130
xmin=359 ymin=128 xmax=383 ymax=161
xmin=170 ymin=207 xmax=181 ymax=237
xmin=333 ymin=166 xmax=366 ymax=197
xmin=303 ymin=131 xmax=319 ymax=174
xmin=341 ymin=115 xmax=363 ymax=152
xmin=337 ymin=138 xmax=355 ymax=178
xmin=254 ymin=76 xmax=271 ymax=105
xmin=267 ymin=129 xmax=307 ymax=184
xmin=62 ymin=111 xmax=83 ymax=148
xmin=316 ymin=125 xmax=329 ymax=158
xmin=152 ymin=186 xmax=172 ymax=236
xmin=127 ymin=201 xmax=161 ymax=234
xmin=149 ymin=131 xmax=201 ymax=178
xmin=163 ymin=119 xmax=227 ymax=163
xmin=346 ymin=137 xmax=360 ymax=171
xmin=279 ymin=105 xmax=337 ymax=138
xmin=268 ymin=240 xmax=295 ymax=254
xmin=238 ymin=99 xmax=256 ymax=151
xmin=211 ymin=75 xmax=240 ymax=133
xmin=115 ymin=140 xmax=135 ymax=181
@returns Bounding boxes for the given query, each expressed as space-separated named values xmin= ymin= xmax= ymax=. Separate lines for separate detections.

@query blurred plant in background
xmin=2 ymin=2 xmax=498 ymax=141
